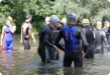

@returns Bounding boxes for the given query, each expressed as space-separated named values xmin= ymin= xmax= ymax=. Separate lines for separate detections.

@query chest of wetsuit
xmin=39 ymin=25 xmax=54 ymax=47
xmin=63 ymin=25 xmax=80 ymax=52
xmin=4 ymin=25 xmax=13 ymax=41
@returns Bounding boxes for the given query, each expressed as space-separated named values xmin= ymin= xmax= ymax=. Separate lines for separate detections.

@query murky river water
xmin=0 ymin=35 xmax=110 ymax=75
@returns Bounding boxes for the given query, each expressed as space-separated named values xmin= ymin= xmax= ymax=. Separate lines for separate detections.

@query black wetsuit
xmin=102 ymin=28 xmax=109 ymax=40
xmin=38 ymin=25 xmax=55 ymax=63
xmin=102 ymin=28 xmax=110 ymax=52
xmin=55 ymin=25 xmax=88 ymax=68
xmin=83 ymin=25 xmax=95 ymax=59
xmin=94 ymin=29 xmax=107 ymax=54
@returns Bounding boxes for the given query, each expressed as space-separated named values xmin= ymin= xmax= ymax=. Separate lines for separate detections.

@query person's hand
xmin=53 ymin=45 xmax=60 ymax=53
xmin=33 ymin=39 xmax=36 ymax=44
xmin=82 ymin=51 xmax=85 ymax=58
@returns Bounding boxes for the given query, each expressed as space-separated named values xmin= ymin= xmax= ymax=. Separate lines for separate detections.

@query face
xmin=26 ymin=17 xmax=32 ymax=23
xmin=69 ymin=19 xmax=77 ymax=25
xmin=53 ymin=22 xmax=60 ymax=27
xmin=97 ymin=24 xmax=102 ymax=29
xmin=104 ymin=22 xmax=110 ymax=28
xmin=6 ymin=18 xmax=11 ymax=25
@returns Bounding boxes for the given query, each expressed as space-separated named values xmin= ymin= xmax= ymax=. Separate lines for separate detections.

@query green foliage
xmin=53 ymin=0 xmax=110 ymax=26
xmin=0 ymin=0 xmax=109 ymax=33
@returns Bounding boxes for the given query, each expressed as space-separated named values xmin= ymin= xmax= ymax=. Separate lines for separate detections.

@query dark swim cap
xmin=68 ymin=13 xmax=77 ymax=20
xmin=50 ymin=15 xmax=60 ymax=23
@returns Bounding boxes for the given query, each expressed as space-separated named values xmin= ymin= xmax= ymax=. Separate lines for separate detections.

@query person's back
xmin=55 ymin=13 xmax=88 ymax=68
xmin=62 ymin=25 xmax=81 ymax=52
xmin=95 ymin=29 xmax=105 ymax=54
xmin=82 ymin=19 xmax=95 ymax=59
xmin=83 ymin=26 xmax=94 ymax=44
xmin=94 ymin=21 xmax=108 ymax=54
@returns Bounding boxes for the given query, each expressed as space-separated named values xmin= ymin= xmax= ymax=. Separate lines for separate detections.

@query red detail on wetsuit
xmin=2 ymin=28 xmax=6 ymax=51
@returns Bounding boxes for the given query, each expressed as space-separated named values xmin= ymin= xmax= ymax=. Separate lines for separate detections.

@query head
xmin=25 ymin=14 xmax=32 ymax=23
xmin=96 ymin=21 xmax=102 ymax=29
xmin=82 ymin=18 xmax=90 ymax=26
xmin=45 ymin=17 xmax=50 ymax=25
xmin=68 ymin=13 xmax=77 ymax=25
xmin=49 ymin=15 xmax=60 ymax=27
xmin=6 ymin=16 xmax=13 ymax=25
xmin=61 ymin=17 xmax=67 ymax=25
xmin=104 ymin=21 xmax=109 ymax=28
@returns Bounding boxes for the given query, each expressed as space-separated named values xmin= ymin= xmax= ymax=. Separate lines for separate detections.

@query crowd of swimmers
xmin=1 ymin=13 xmax=110 ymax=68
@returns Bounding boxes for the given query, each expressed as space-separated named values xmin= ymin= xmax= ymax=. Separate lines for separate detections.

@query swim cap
xmin=7 ymin=16 xmax=13 ymax=23
xmin=68 ymin=13 xmax=77 ymax=20
xmin=82 ymin=19 xmax=90 ymax=24
xmin=50 ymin=15 xmax=60 ymax=23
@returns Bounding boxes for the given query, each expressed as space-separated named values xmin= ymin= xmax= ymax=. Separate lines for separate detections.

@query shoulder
xmin=3 ymin=25 xmax=6 ymax=29
xmin=100 ymin=30 xmax=105 ymax=35
xmin=62 ymin=26 xmax=68 ymax=30
xmin=28 ymin=23 xmax=32 ymax=29
xmin=12 ymin=25 xmax=16 ymax=28
xmin=22 ymin=22 xmax=28 ymax=27
xmin=42 ymin=25 xmax=51 ymax=33
xmin=75 ymin=26 xmax=82 ymax=32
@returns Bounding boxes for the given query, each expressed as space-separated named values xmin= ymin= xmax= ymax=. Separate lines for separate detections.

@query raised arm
xmin=9 ymin=25 xmax=16 ymax=33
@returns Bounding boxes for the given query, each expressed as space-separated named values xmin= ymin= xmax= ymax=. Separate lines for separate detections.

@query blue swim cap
xmin=50 ymin=15 xmax=60 ymax=23
xmin=68 ymin=13 xmax=77 ymax=20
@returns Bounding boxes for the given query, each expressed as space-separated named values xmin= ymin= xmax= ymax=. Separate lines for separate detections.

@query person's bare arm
xmin=1 ymin=26 xmax=5 ymax=46
xmin=9 ymin=25 xmax=16 ymax=33
xmin=30 ymin=23 xmax=36 ymax=43
xmin=29 ymin=24 xmax=32 ymax=37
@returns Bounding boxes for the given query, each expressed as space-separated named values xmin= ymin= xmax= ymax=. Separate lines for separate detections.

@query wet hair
xmin=25 ymin=14 xmax=32 ymax=22
xmin=26 ymin=14 xmax=32 ymax=19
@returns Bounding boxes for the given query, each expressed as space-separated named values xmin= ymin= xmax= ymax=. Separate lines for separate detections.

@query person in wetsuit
xmin=1 ymin=16 xmax=16 ymax=51
xmin=54 ymin=13 xmax=88 ymax=68
xmin=102 ymin=21 xmax=110 ymax=40
xmin=102 ymin=21 xmax=110 ymax=52
xmin=82 ymin=19 xmax=95 ymax=59
xmin=20 ymin=15 xmax=32 ymax=50
xmin=94 ymin=21 xmax=108 ymax=54
xmin=38 ymin=15 xmax=60 ymax=63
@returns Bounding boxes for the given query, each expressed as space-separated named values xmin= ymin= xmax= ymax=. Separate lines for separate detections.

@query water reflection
xmin=1 ymin=50 xmax=15 ymax=75
xmin=0 ymin=35 xmax=110 ymax=75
